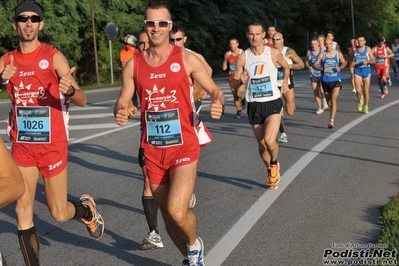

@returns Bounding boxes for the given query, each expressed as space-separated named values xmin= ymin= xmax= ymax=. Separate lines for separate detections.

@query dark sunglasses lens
xmin=30 ymin=16 xmax=41 ymax=23
xmin=16 ymin=16 xmax=29 ymax=22
xmin=158 ymin=21 xmax=169 ymax=27
xmin=170 ymin=38 xmax=183 ymax=42
xmin=145 ymin=21 xmax=156 ymax=27
xmin=16 ymin=15 xmax=41 ymax=23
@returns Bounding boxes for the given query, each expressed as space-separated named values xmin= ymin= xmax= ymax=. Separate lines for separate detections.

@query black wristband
xmin=65 ymin=86 xmax=76 ymax=97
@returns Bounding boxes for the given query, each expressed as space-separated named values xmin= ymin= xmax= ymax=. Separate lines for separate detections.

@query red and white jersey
xmin=227 ymin=49 xmax=243 ymax=76
xmin=5 ymin=44 xmax=69 ymax=144
xmin=133 ymin=46 xmax=212 ymax=149
xmin=374 ymin=45 xmax=389 ymax=66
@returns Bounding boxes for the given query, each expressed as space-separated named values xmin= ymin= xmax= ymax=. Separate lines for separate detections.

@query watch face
xmin=67 ymin=86 xmax=76 ymax=97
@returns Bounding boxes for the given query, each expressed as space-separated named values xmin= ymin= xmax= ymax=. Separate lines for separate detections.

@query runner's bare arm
xmin=184 ymin=51 xmax=224 ymax=119
xmin=313 ymin=53 xmax=324 ymax=71
xmin=305 ymin=50 xmax=312 ymax=70
xmin=231 ymin=52 xmax=246 ymax=90
xmin=287 ymin=48 xmax=305 ymax=70
xmin=368 ymin=47 xmax=376 ymax=65
xmin=222 ymin=52 xmax=229 ymax=71
xmin=54 ymin=51 xmax=87 ymax=107
xmin=338 ymin=52 xmax=347 ymax=70
xmin=114 ymin=57 xmax=135 ymax=125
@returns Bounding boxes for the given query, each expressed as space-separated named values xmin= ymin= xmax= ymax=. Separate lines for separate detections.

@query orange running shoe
xmin=267 ymin=162 xmax=281 ymax=189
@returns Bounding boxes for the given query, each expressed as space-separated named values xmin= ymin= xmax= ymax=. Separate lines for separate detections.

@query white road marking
xmin=205 ymin=99 xmax=399 ymax=266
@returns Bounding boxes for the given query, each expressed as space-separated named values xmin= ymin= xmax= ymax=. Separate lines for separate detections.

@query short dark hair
xmin=247 ymin=22 xmax=265 ymax=32
xmin=327 ymin=31 xmax=335 ymax=37
xmin=145 ymin=1 xmax=171 ymax=19
xmin=311 ymin=36 xmax=318 ymax=42
xmin=171 ymin=24 xmax=185 ymax=36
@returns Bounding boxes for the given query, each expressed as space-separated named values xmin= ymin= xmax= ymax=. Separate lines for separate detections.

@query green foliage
xmin=376 ymin=195 xmax=399 ymax=262
xmin=1 ymin=0 xmax=399 ymax=86
xmin=378 ymin=198 xmax=399 ymax=249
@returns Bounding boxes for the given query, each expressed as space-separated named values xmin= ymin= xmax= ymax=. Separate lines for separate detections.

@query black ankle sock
xmin=142 ymin=196 xmax=159 ymax=233
xmin=68 ymin=200 xmax=91 ymax=220
xmin=270 ymin=160 xmax=278 ymax=165
xmin=18 ymin=226 xmax=40 ymax=266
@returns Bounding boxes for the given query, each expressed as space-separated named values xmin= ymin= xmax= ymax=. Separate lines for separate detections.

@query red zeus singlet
xmin=5 ymin=44 xmax=70 ymax=144
xmin=133 ymin=45 xmax=211 ymax=151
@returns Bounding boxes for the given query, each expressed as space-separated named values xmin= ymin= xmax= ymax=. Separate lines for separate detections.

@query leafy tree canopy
xmin=0 ymin=0 xmax=398 ymax=86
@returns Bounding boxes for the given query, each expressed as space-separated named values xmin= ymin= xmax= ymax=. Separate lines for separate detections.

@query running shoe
xmin=357 ymin=102 xmax=363 ymax=112
xmin=241 ymin=98 xmax=246 ymax=110
xmin=189 ymin=193 xmax=196 ymax=209
xmin=352 ymin=88 xmax=356 ymax=94
xmin=384 ymin=88 xmax=389 ymax=95
xmin=388 ymin=79 xmax=392 ymax=86
xmin=187 ymin=237 xmax=205 ymax=266
xmin=364 ymin=106 xmax=369 ymax=114
xmin=268 ymin=162 xmax=280 ymax=189
xmin=327 ymin=120 xmax=334 ymax=129
xmin=80 ymin=194 xmax=104 ymax=240
xmin=277 ymin=132 xmax=288 ymax=143
xmin=380 ymin=94 xmax=385 ymax=99
xmin=235 ymin=110 xmax=242 ymax=119
xmin=316 ymin=108 xmax=324 ymax=115
xmin=141 ymin=230 xmax=164 ymax=250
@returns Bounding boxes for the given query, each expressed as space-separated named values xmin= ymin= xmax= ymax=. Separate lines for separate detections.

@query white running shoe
xmin=277 ymin=132 xmax=288 ymax=143
xmin=316 ymin=108 xmax=324 ymax=114
xmin=187 ymin=237 xmax=205 ymax=266
xmin=141 ymin=230 xmax=164 ymax=250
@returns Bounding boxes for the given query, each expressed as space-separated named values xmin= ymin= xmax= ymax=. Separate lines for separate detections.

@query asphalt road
xmin=1 ymin=68 xmax=398 ymax=266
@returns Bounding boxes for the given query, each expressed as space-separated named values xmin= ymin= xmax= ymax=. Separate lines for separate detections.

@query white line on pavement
xmin=205 ymin=99 xmax=399 ymax=266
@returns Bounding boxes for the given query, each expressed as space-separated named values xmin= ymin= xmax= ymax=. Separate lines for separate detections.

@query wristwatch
xmin=65 ymin=86 xmax=76 ymax=97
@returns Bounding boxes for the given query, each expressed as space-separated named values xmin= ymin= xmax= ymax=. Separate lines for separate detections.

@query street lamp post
xmin=351 ymin=0 xmax=355 ymax=38
xmin=90 ymin=0 xmax=100 ymax=85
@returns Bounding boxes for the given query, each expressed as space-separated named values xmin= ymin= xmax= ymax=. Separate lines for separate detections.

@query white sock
xmin=187 ymin=238 xmax=200 ymax=251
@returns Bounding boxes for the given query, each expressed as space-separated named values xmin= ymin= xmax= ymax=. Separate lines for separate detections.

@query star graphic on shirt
xmin=145 ymin=84 xmax=178 ymax=111
xmin=15 ymin=81 xmax=35 ymax=106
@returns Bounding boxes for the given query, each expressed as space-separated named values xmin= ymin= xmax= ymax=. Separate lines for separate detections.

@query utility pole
xmin=351 ymin=0 xmax=355 ymax=38
xmin=90 ymin=0 xmax=100 ymax=85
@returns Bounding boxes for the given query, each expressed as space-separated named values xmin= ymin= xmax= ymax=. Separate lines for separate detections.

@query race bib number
xmin=250 ymin=76 xmax=273 ymax=98
xmin=229 ymin=63 xmax=236 ymax=74
xmin=324 ymin=62 xmax=337 ymax=76
xmin=145 ymin=109 xmax=182 ymax=147
xmin=355 ymin=55 xmax=367 ymax=67
xmin=376 ymin=56 xmax=385 ymax=64
xmin=16 ymin=106 xmax=50 ymax=143
xmin=311 ymin=69 xmax=322 ymax=77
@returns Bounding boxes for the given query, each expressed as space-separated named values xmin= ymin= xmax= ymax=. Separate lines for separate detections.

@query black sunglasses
xmin=169 ymin=37 xmax=184 ymax=43
xmin=15 ymin=15 xmax=42 ymax=23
